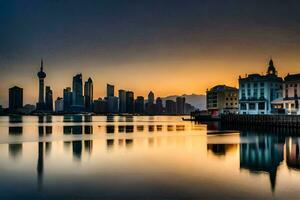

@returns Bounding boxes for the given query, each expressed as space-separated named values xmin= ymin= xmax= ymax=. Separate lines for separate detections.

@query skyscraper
xmin=166 ymin=100 xmax=176 ymax=114
xmin=118 ymin=89 xmax=126 ymax=113
xmin=156 ymin=97 xmax=163 ymax=114
xmin=36 ymin=59 xmax=46 ymax=110
xmin=148 ymin=91 xmax=155 ymax=104
xmin=176 ymin=97 xmax=185 ymax=115
xmin=107 ymin=96 xmax=119 ymax=113
xmin=72 ymin=74 xmax=84 ymax=111
xmin=63 ymin=87 xmax=72 ymax=112
xmin=9 ymin=86 xmax=23 ymax=113
xmin=45 ymin=86 xmax=53 ymax=112
xmin=107 ymin=84 xmax=114 ymax=98
xmin=135 ymin=96 xmax=144 ymax=114
xmin=126 ymin=91 xmax=134 ymax=114
xmin=84 ymin=77 xmax=93 ymax=111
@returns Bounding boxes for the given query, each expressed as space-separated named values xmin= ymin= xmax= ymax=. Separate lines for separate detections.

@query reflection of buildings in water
xmin=167 ymin=125 xmax=174 ymax=132
xmin=8 ymin=143 xmax=22 ymax=159
xmin=63 ymin=126 xmax=83 ymax=134
xmin=37 ymin=142 xmax=44 ymax=190
xmin=106 ymin=115 xmax=114 ymax=122
xmin=72 ymin=140 xmax=82 ymax=160
xmin=205 ymin=122 xmax=221 ymax=131
xmin=84 ymin=115 xmax=92 ymax=122
xmin=46 ymin=115 xmax=52 ymax=123
xmin=9 ymin=115 xmax=23 ymax=123
xmin=118 ymin=125 xmax=125 ymax=133
xmin=64 ymin=141 xmax=71 ymax=151
xmin=176 ymin=125 xmax=185 ymax=131
xmin=286 ymin=137 xmax=300 ymax=170
xmin=125 ymin=116 xmax=133 ymax=122
xmin=9 ymin=126 xmax=23 ymax=135
xmin=125 ymin=125 xmax=134 ymax=133
xmin=45 ymin=142 xmax=52 ymax=156
xmin=240 ymin=133 xmax=284 ymax=192
xmin=84 ymin=125 xmax=93 ymax=134
xmin=73 ymin=115 xmax=83 ymax=122
xmin=118 ymin=139 xmax=124 ymax=146
xmin=46 ymin=126 xmax=52 ymax=134
xmin=148 ymin=125 xmax=154 ymax=132
xmin=63 ymin=126 xmax=72 ymax=134
xmin=137 ymin=125 xmax=144 ymax=132
xmin=207 ymin=144 xmax=237 ymax=156
xmin=84 ymin=140 xmax=93 ymax=154
xmin=156 ymin=125 xmax=162 ymax=131
xmin=106 ymin=125 xmax=115 ymax=134
xmin=107 ymin=139 xmax=114 ymax=150
xmin=125 ymin=139 xmax=133 ymax=148
xmin=148 ymin=137 xmax=154 ymax=147
xmin=38 ymin=125 xmax=53 ymax=136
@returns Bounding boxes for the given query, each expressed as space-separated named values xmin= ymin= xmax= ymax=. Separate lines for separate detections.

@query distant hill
xmin=161 ymin=94 xmax=206 ymax=110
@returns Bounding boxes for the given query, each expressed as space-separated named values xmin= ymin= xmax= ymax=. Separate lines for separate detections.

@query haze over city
xmin=1 ymin=0 xmax=300 ymax=106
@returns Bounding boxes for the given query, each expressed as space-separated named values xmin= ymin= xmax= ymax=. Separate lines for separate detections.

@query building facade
xmin=239 ymin=59 xmax=282 ymax=114
xmin=45 ymin=86 xmax=53 ymax=112
xmin=126 ymin=91 xmax=134 ymax=114
xmin=63 ymin=87 xmax=72 ymax=112
xmin=84 ymin=77 xmax=93 ymax=111
xmin=72 ymin=74 xmax=84 ymax=111
xmin=135 ymin=96 xmax=145 ymax=114
xmin=282 ymin=74 xmax=300 ymax=115
xmin=107 ymin=84 xmax=114 ymax=98
xmin=118 ymin=89 xmax=126 ymax=113
xmin=55 ymin=97 xmax=64 ymax=113
xmin=207 ymin=85 xmax=238 ymax=115
xmin=9 ymin=86 xmax=23 ymax=113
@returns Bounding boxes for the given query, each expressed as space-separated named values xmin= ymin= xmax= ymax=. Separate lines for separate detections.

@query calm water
xmin=0 ymin=115 xmax=300 ymax=199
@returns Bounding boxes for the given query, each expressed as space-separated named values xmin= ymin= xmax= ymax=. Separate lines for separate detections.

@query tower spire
xmin=41 ymin=58 xmax=44 ymax=71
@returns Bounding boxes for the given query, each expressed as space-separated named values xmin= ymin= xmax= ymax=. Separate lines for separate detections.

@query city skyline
xmin=2 ymin=1 xmax=300 ymax=106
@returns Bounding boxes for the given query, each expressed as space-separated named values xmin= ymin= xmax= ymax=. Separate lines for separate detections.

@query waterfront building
xmin=72 ymin=74 xmax=84 ymax=112
xmin=148 ymin=91 xmax=155 ymax=105
xmin=84 ymin=78 xmax=93 ymax=111
xmin=135 ymin=96 xmax=145 ymax=114
xmin=206 ymin=85 xmax=238 ymax=116
xmin=107 ymin=96 xmax=119 ymax=113
xmin=118 ymin=89 xmax=126 ymax=113
xmin=156 ymin=97 xmax=163 ymax=114
xmin=239 ymin=59 xmax=283 ymax=114
xmin=63 ymin=87 xmax=72 ymax=112
xmin=282 ymin=74 xmax=300 ymax=115
xmin=176 ymin=97 xmax=185 ymax=115
xmin=166 ymin=100 xmax=176 ymax=114
xmin=55 ymin=97 xmax=64 ymax=113
xmin=126 ymin=91 xmax=134 ymax=114
xmin=21 ymin=104 xmax=36 ymax=114
xmin=184 ymin=103 xmax=196 ymax=114
xmin=9 ymin=86 xmax=23 ymax=113
xmin=36 ymin=59 xmax=47 ymax=110
xmin=45 ymin=86 xmax=53 ymax=112
xmin=107 ymin=84 xmax=114 ymax=98
xmin=93 ymin=98 xmax=107 ymax=114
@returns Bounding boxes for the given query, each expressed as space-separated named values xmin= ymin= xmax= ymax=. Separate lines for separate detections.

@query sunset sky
xmin=1 ymin=0 xmax=300 ymax=106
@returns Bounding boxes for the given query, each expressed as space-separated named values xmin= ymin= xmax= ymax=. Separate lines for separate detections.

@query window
xmin=249 ymin=103 xmax=256 ymax=110
xmin=258 ymin=102 xmax=265 ymax=110
xmin=253 ymin=89 xmax=258 ymax=99
xmin=240 ymin=103 xmax=247 ymax=110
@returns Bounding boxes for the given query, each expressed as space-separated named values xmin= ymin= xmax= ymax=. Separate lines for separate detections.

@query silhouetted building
xmin=206 ymin=85 xmax=238 ymax=116
xmin=21 ymin=104 xmax=35 ymax=114
xmin=107 ymin=96 xmax=119 ymax=113
xmin=118 ymin=89 xmax=126 ymax=113
xmin=166 ymin=100 xmax=176 ymax=114
xmin=36 ymin=59 xmax=47 ymax=110
xmin=55 ymin=97 xmax=64 ymax=112
xmin=93 ymin=98 xmax=107 ymax=114
xmin=156 ymin=97 xmax=163 ymax=114
xmin=63 ymin=87 xmax=72 ymax=112
xmin=135 ymin=96 xmax=144 ymax=114
xmin=84 ymin=77 xmax=93 ymax=111
xmin=239 ymin=59 xmax=283 ymax=114
xmin=107 ymin=84 xmax=114 ymax=98
xmin=176 ymin=97 xmax=185 ymax=114
xmin=9 ymin=86 xmax=23 ymax=113
xmin=148 ymin=91 xmax=155 ymax=104
xmin=184 ymin=103 xmax=196 ymax=114
xmin=72 ymin=74 xmax=84 ymax=111
xmin=45 ymin=86 xmax=53 ymax=112
xmin=126 ymin=91 xmax=134 ymax=113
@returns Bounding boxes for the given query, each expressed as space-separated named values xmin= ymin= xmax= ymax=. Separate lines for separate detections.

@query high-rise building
xmin=126 ymin=91 xmax=134 ymax=114
xmin=107 ymin=84 xmax=114 ymax=98
xmin=135 ymin=96 xmax=144 ymax=114
xmin=176 ymin=97 xmax=185 ymax=115
xmin=148 ymin=91 xmax=155 ymax=104
xmin=72 ymin=74 xmax=84 ymax=111
xmin=93 ymin=98 xmax=107 ymax=114
xmin=166 ymin=100 xmax=176 ymax=114
xmin=63 ymin=87 xmax=72 ymax=112
xmin=107 ymin=96 xmax=119 ymax=113
xmin=55 ymin=97 xmax=64 ymax=113
xmin=84 ymin=77 xmax=93 ymax=111
xmin=45 ymin=86 xmax=53 ymax=112
xmin=36 ymin=59 xmax=47 ymax=110
xmin=118 ymin=89 xmax=126 ymax=113
xmin=156 ymin=97 xmax=163 ymax=114
xmin=9 ymin=86 xmax=23 ymax=113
